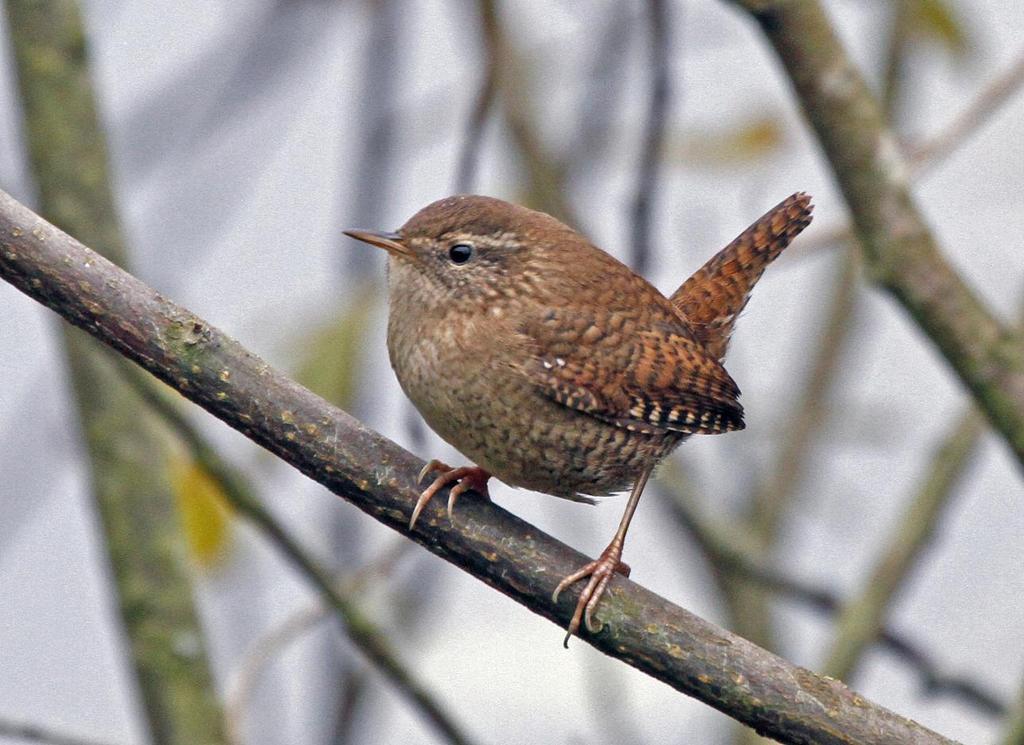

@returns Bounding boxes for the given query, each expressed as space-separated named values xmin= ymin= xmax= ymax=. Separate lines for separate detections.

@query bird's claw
xmin=408 ymin=462 xmax=491 ymax=530
xmin=553 ymin=546 xmax=630 ymax=647
xmin=417 ymin=459 xmax=450 ymax=485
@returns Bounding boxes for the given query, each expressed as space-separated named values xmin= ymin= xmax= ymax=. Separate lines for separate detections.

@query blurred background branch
xmin=729 ymin=0 xmax=1024 ymax=468
xmin=116 ymin=361 xmax=475 ymax=745
xmin=657 ymin=461 xmax=1007 ymax=718
xmin=476 ymin=0 xmax=578 ymax=227
xmin=820 ymin=407 xmax=985 ymax=681
xmin=224 ymin=540 xmax=410 ymax=745
xmin=1000 ymin=681 xmax=1024 ymax=745
xmin=628 ymin=0 xmax=672 ymax=275
xmin=0 ymin=719 xmax=116 ymax=745
xmin=455 ymin=0 xmax=499 ymax=193
xmin=908 ymin=50 xmax=1024 ymax=171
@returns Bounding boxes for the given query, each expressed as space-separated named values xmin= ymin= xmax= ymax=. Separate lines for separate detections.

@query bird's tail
xmin=669 ymin=192 xmax=813 ymax=362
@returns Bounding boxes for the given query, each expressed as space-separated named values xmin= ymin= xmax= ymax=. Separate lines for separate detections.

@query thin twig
xmin=339 ymin=0 xmax=403 ymax=276
xmin=880 ymin=0 xmax=915 ymax=126
xmin=224 ymin=540 xmax=411 ymax=744
xmin=479 ymin=1 xmax=579 ymax=228
xmin=0 ymin=189 xmax=961 ymax=745
xmin=657 ymin=473 xmax=1007 ymax=718
xmin=629 ymin=0 xmax=672 ymax=275
xmin=908 ymin=51 xmax=1024 ymax=174
xmin=454 ymin=0 xmax=499 ymax=193
xmin=0 ymin=721 xmax=114 ymax=745
xmin=820 ymin=408 xmax=985 ymax=681
xmin=227 ymin=603 xmax=329 ymax=744
xmin=786 ymin=46 xmax=1024 ymax=261
xmin=565 ymin=3 xmax=634 ymax=184
xmin=748 ymin=247 xmax=860 ymax=542
xmin=331 ymin=666 xmax=371 ymax=745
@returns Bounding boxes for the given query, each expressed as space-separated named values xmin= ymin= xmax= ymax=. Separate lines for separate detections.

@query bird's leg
xmin=552 ymin=465 xmax=653 ymax=647
xmin=409 ymin=459 xmax=492 ymax=530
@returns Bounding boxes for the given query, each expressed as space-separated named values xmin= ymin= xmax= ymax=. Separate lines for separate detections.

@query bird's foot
xmin=552 ymin=542 xmax=631 ymax=647
xmin=409 ymin=460 xmax=491 ymax=530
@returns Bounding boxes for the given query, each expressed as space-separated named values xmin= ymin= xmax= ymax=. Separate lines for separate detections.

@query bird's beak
xmin=343 ymin=229 xmax=412 ymax=259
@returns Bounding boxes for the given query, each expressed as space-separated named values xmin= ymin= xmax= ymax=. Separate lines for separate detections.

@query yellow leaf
xmin=668 ymin=115 xmax=786 ymax=167
xmin=169 ymin=454 xmax=234 ymax=568
xmin=911 ymin=0 xmax=970 ymax=56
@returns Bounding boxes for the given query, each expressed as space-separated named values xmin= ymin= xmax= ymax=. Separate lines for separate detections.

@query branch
xmin=629 ymin=0 xmax=672 ymax=275
xmin=729 ymin=0 xmax=1024 ymax=467
xmin=908 ymin=51 xmax=1024 ymax=174
xmin=225 ymin=541 xmax=409 ymax=744
xmin=659 ymin=478 xmax=1007 ymax=718
xmin=226 ymin=602 xmax=331 ymax=745
xmin=0 ymin=720 xmax=114 ymax=745
xmin=341 ymin=0 xmax=404 ymax=277
xmin=821 ymin=407 xmax=984 ymax=681
xmin=564 ymin=3 xmax=634 ymax=183
xmin=454 ymin=0 xmax=499 ymax=192
xmin=999 ymin=678 xmax=1024 ymax=745
xmin=0 ymin=190 xmax=959 ymax=745
xmin=748 ymin=248 xmax=859 ymax=542
xmin=479 ymin=1 xmax=579 ymax=228
xmin=116 ymin=363 xmax=473 ymax=745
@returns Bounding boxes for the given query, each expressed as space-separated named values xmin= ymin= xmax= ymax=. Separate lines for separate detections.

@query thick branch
xmin=0 ymin=190 xmax=958 ymax=745
xmin=730 ymin=0 xmax=1024 ymax=468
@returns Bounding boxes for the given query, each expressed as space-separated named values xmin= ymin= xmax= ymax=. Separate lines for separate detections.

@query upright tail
xmin=669 ymin=192 xmax=813 ymax=362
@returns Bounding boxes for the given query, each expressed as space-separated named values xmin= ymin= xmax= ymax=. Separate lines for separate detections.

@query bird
xmin=344 ymin=191 xmax=813 ymax=644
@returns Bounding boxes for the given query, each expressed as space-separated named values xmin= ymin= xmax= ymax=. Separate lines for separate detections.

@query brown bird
xmin=345 ymin=192 xmax=812 ymax=643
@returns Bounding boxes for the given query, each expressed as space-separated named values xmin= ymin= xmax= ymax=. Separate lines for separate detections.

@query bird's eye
xmin=448 ymin=243 xmax=473 ymax=264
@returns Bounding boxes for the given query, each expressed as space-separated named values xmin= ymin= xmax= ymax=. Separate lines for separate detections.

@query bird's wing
xmin=518 ymin=308 xmax=744 ymax=435
xmin=670 ymin=192 xmax=813 ymax=362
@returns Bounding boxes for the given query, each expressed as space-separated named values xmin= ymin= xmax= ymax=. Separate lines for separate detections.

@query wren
xmin=345 ymin=192 xmax=813 ymax=643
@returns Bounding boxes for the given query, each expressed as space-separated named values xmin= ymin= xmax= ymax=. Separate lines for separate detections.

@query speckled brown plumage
xmin=344 ymin=191 xmax=812 ymax=642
